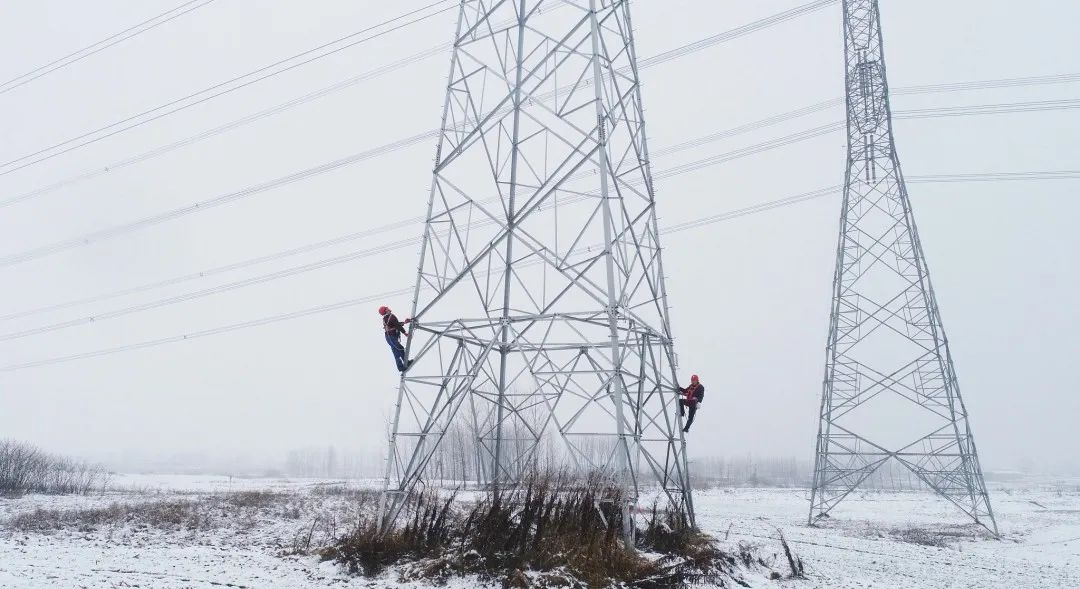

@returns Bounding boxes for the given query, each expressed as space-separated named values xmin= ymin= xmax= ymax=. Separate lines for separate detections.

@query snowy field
xmin=0 ymin=474 xmax=1077 ymax=588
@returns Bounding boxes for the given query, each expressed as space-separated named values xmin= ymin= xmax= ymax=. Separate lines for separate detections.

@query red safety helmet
xmin=378 ymin=306 xmax=390 ymax=315
xmin=690 ymin=374 xmax=700 ymax=382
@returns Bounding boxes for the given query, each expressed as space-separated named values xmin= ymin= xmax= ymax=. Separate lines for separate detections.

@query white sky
xmin=0 ymin=0 xmax=1077 ymax=474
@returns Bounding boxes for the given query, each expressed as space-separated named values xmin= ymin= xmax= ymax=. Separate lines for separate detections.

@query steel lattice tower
xmin=377 ymin=0 xmax=692 ymax=539
xmin=809 ymin=0 xmax=996 ymax=534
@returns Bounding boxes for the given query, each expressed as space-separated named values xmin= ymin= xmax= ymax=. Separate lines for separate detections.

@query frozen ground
xmin=1 ymin=474 xmax=1077 ymax=588
xmin=695 ymin=479 xmax=1080 ymax=588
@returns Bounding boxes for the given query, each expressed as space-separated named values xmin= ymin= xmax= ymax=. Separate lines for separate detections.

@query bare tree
xmin=0 ymin=440 xmax=108 ymax=495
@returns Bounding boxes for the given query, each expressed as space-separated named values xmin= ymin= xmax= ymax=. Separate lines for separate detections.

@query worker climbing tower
xmin=809 ymin=0 xmax=996 ymax=533
xmin=377 ymin=0 xmax=692 ymax=540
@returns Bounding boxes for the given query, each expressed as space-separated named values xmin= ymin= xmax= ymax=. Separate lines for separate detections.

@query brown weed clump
xmin=323 ymin=471 xmax=754 ymax=587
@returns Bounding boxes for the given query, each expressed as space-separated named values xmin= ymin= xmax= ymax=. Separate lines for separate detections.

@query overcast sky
xmin=1 ymin=0 xmax=1077 ymax=475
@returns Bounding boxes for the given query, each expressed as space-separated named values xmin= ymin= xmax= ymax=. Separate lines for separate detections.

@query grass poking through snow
xmin=323 ymin=470 xmax=776 ymax=587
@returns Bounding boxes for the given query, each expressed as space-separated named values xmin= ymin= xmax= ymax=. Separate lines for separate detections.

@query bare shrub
xmin=0 ymin=439 xmax=108 ymax=496
xmin=323 ymin=470 xmax=761 ymax=587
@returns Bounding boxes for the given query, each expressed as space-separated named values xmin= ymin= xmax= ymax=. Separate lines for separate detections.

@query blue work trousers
xmin=386 ymin=333 xmax=407 ymax=371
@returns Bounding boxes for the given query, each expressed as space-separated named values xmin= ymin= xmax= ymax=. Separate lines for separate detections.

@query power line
xmin=662 ymin=186 xmax=842 ymax=234
xmin=0 ymin=91 xmax=1075 ymax=306
xmin=0 ymin=0 xmax=830 ymax=203
xmin=907 ymin=170 xmax=1080 ymax=183
xmin=0 ymin=287 xmax=413 ymax=373
xmin=2 ymin=170 xmax=1075 ymax=372
xmin=894 ymin=98 xmax=1080 ymax=119
xmin=660 ymin=170 xmax=1080 ymax=233
xmin=2 ymin=158 xmax=1075 ymax=341
xmin=0 ymin=50 xmax=446 ymax=209
xmin=0 ymin=0 xmax=217 ymax=95
xmin=4 ymin=0 xmax=1077 ymax=209
xmin=638 ymin=0 xmax=837 ymax=69
xmin=0 ymin=215 xmax=424 ymax=322
xmin=2 ymin=92 xmax=1075 ymax=271
xmin=0 ymin=236 xmax=418 ymax=342
xmin=10 ymin=70 xmax=1075 ymax=214
xmin=0 ymin=0 xmax=459 ymax=177
xmin=0 ymin=130 xmax=435 ymax=268
xmin=656 ymin=122 xmax=844 ymax=179
xmin=892 ymin=72 xmax=1080 ymax=96
xmin=651 ymin=99 xmax=839 ymax=157
xmin=655 ymin=99 xmax=1080 ymax=180
xmin=653 ymin=95 xmax=1080 ymax=157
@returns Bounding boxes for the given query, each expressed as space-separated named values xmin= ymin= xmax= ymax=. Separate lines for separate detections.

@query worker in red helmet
xmin=379 ymin=306 xmax=412 ymax=372
xmin=677 ymin=374 xmax=705 ymax=433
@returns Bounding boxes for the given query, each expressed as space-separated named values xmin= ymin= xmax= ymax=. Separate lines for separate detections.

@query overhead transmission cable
xmin=0 ymin=0 xmax=217 ymax=96
xmin=2 ymin=93 xmax=1075 ymax=270
xmin=0 ymin=0 xmax=832 ymax=195
xmin=2 ymin=168 xmax=1073 ymax=339
xmin=637 ymin=0 xmax=837 ymax=69
xmin=0 ymin=287 xmax=414 ymax=373
xmin=2 ymin=169 xmax=1076 ymax=373
xmin=0 ymin=105 xmax=900 ymax=320
xmin=8 ymin=122 xmax=861 ymax=329
xmin=7 ymin=71 xmax=1077 ymax=214
xmin=0 ymin=130 xmax=436 ymax=268
xmin=0 ymin=0 xmax=459 ymax=177
xmin=0 ymin=48 xmax=446 ymax=209
xmin=2 ymin=136 xmax=1076 ymax=339
xmin=1 ymin=3 xmax=1075 ymax=366
xmin=0 ymin=236 xmax=418 ymax=342
xmin=5 ymin=0 xmax=1076 ymax=209
xmin=0 ymin=215 xmax=423 ymax=322
xmin=893 ymin=73 xmax=1080 ymax=95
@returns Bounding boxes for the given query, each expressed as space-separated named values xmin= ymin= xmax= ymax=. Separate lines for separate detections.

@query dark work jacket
xmin=680 ymin=383 xmax=704 ymax=404
xmin=383 ymin=313 xmax=407 ymax=339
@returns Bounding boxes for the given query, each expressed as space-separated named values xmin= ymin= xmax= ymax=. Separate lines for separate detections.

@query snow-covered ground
xmin=1 ymin=474 xmax=1077 ymax=588
xmin=695 ymin=480 xmax=1080 ymax=588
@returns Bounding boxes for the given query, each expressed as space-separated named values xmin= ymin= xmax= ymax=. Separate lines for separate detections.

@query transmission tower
xmin=377 ymin=0 xmax=693 ymax=541
xmin=809 ymin=0 xmax=996 ymax=534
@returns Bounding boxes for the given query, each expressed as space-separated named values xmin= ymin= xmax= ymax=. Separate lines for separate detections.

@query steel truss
xmin=810 ymin=0 xmax=996 ymax=534
xmin=377 ymin=0 xmax=692 ymax=541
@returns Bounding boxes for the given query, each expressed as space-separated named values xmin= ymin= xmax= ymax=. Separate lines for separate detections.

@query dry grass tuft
xmin=9 ymin=499 xmax=203 ymax=533
xmin=225 ymin=490 xmax=277 ymax=508
xmin=7 ymin=490 xmax=291 ymax=534
xmin=323 ymin=471 xmax=763 ymax=587
xmin=309 ymin=484 xmax=378 ymax=502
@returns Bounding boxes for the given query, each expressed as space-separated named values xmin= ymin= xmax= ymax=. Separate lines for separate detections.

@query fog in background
xmin=1 ymin=0 xmax=1077 ymax=477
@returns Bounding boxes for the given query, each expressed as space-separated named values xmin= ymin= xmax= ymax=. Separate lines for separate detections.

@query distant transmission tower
xmin=377 ymin=0 xmax=693 ymax=541
xmin=809 ymin=0 xmax=997 ymax=534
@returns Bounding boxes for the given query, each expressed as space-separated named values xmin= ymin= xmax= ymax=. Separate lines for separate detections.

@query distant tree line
xmin=693 ymin=454 xmax=934 ymax=490
xmin=283 ymin=437 xmax=937 ymax=491
xmin=284 ymin=445 xmax=382 ymax=479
